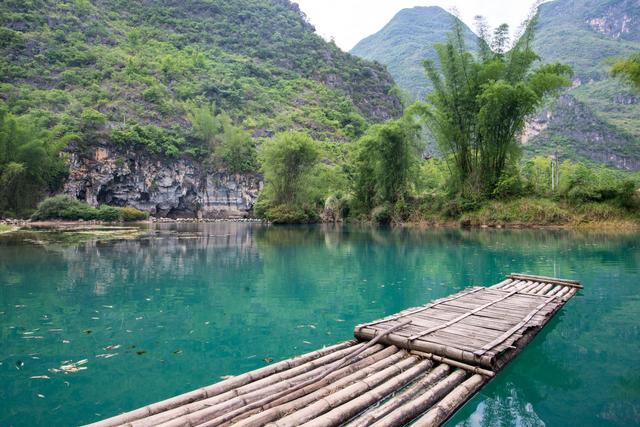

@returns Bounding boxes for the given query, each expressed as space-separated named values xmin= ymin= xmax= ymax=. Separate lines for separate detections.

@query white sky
xmin=294 ymin=0 xmax=540 ymax=51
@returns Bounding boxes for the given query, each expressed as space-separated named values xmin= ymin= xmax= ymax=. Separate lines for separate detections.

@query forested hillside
xmin=0 ymin=0 xmax=402 ymax=149
xmin=526 ymin=0 xmax=640 ymax=169
xmin=351 ymin=0 xmax=640 ymax=170
xmin=0 ymin=0 xmax=403 ymax=216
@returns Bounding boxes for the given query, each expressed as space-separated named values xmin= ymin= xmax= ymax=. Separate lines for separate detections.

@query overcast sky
xmin=295 ymin=0 xmax=540 ymax=51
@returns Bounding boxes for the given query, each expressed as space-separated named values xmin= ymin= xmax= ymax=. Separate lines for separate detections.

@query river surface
xmin=0 ymin=224 xmax=638 ymax=426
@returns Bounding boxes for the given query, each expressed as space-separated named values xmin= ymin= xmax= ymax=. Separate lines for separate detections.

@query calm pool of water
xmin=0 ymin=224 xmax=638 ymax=426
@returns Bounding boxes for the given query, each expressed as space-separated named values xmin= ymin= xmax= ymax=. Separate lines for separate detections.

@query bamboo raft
xmin=87 ymin=273 xmax=581 ymax=427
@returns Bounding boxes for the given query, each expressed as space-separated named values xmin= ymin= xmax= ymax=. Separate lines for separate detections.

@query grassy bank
xmin=455 ymin=198 xmax=640 ymax=229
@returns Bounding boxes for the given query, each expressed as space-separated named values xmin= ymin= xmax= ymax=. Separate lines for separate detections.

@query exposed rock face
xmin=526 ymin=95 xmax=640 ymax=170
xmin=64 ymin=144 xmax=262 ymax=218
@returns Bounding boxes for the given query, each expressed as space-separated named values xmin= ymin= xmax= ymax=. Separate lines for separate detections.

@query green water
xmin=0 ymin=224 xmax=638 ymax=426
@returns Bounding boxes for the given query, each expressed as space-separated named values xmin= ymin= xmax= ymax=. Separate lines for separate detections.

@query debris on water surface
xmin=15 ymin=360 xmax=24 ymax=369
xmin=220 ymin=375 xmax=234 ymax=380
xmin=335 ymin=319 xmax=345 ymax=322
xmin=263 ymin=357 xmax=273 ymax=363
xmin=135 ymin=316 xmax=143 ymax=320
xmin=96 ymin=353 xmax=118 ymax=359
xmin=49 ymin=359 xmax=88 ymax=374
xmin=173 ymin=349 xmax=182 ymax=355
xmin=104 ymin=344 xmax=121 ymax=351
xmin=84 ymin=329 xmax=92 ymax=334
xmin=91 ymin=317 xmax=100 ymax=320
xmin=30 ymin=375 xmax=50 ymax=379
xmin=136 ymin=350 xmax=146 ymax=356
xmin=62 ymin=340 xmax=70 ymax=344
xmin=303 ymin=341 xmax=312 ymax=345
xmin=37 ymin=394 xmax=45 ymax=398
xmin=49 ymin=328 xmax=63 ymax=332
xmin=102 ymin=305 xmax=113 ymax=309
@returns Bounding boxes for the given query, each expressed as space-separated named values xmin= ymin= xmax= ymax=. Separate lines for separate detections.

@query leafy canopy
xmin=418 ymin=14 xmax=572 ymax=197
xmin=611 ymin=53 xmax=640 ymax=91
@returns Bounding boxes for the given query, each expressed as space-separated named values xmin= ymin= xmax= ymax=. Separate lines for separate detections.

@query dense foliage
xmin=31 ymin=195 xmax=149 ymax=221
xmin=0 ymin=106 xmax=67 ymax=216
xmin=351 ymin=116 xmax=422 ymax=219
xmin=0 ymin=0 xmax=400 ymax=148
xmin=419 ymin=17 xmax=572 ymax=197
xmin=612 ymin=52 xmax=640 ymax=91
xmin=351 ymin=0 xmax=640 ymax=170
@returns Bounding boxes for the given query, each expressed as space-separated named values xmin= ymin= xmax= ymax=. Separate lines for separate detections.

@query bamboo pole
xmin=357 ymin=288 xmax=483 ymax=329
xmin=411 ymin=374 xmax=485 ymax=427
xmin=345 ymin=364 xmax=451 ymax=427
xmin=474 ymin=294 xmax=558 ymax=356
xmin=408 ymin=290 xmax=518 ymax=341
xmin=410 ymin=351 xmax=495 ymax=377
xmin=301 ymin=360 xmax=434 ymax=427
xmin=231 ymin=348 xmax=408 ymax=427
xmin=536 ymin=284 xmax=554 ymax=295
xmin=159 ymin=323 xmax=412 ymax=427
xmin=271 ymin=356 xmax=421 ymax=427
xmin=131 ymin=344 xmax=374 ymax=427
xmin=84 ymin=340 xmax=357 ymax=427
xmin=490 ymin=278 xmax=512 ymax=289
xmin=509 ymin=273 xmax=582 ymax=288
xmin=370 ymin=370 xmax=469 ymax=427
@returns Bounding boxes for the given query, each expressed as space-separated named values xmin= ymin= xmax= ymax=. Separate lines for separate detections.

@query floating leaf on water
xmin=37 ymin=394 xmax=45 ymax=398
xmin=263 ymin=357 xmax=273 ymax=363
xmin=30 ymin=375 xmax=50 ymax=379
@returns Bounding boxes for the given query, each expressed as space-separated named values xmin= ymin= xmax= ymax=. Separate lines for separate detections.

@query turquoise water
xmin=0 ymin=224 xmax=638 ymax=426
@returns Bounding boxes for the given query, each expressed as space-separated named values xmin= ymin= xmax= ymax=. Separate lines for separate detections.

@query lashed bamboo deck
xmin=87 ymin=273 xmax=580 ymax=427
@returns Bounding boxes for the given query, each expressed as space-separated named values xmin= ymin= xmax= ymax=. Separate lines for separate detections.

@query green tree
xmin=0 ymin=107 xmax=68 ymax=216
xmin=419 ymin=15 xmax=572 ymax=198
xmin=611 ymin=52 xmax=640 ymax=91
xmin=213 ymin=113 xmax=257 ymax=174
xmin=259 ymin=131 xmax=319 ymax=206
xmin=352 ymin=116 xmax=421 ymax=214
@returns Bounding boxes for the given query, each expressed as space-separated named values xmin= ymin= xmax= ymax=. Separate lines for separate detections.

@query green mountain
xmin=0 ymin=0 xmax=402 ymax=150
xmin=351 ymin=0 xmax=640 ymax=170
xmin=526 ymin=0 xmax=640 ymax=169
xmin=350 ymin=6 xmax=478 ymax=101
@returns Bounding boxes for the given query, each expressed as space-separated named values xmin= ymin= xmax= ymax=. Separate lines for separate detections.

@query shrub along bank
xmin=31 ymin=196 xmax=149 ymax=222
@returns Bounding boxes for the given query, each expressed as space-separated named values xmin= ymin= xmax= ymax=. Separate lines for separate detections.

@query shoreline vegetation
xmin=1 ymin=10 xmax=639 ymax=230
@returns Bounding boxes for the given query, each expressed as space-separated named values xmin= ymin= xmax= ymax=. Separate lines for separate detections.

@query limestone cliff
xmin=63 ymin=144 xmax=262 ymax=218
